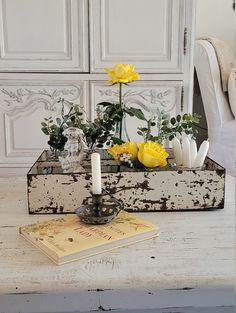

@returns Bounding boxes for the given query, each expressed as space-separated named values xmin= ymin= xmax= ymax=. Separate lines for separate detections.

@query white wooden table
xmin=0 ymin=176 xmax=235 ymax=313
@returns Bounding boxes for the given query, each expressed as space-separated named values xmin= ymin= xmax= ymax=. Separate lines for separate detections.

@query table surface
xmin=0 ymin=175 xmax=235 ymax=312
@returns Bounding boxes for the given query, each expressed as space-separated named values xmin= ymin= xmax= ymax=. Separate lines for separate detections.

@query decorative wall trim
xmin=90 ymin=81 xmax=182 ymax=120
xmin=0 ymin=85 xmax=81 ymax=114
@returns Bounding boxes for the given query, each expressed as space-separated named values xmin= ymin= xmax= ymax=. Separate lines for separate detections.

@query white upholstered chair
xmin=194 ymin=40 xmax=235 ymax=175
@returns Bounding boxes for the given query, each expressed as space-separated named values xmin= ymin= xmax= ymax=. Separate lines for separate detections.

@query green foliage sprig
xmin=41 ymin=99 xmax=117 ymax=152
xmin=41 ymin=98 xmax=200 ymax=153
xmin=41 ymin=98 xmax=84 ymax=152
xmin=137 ymin=110 xmax=200 ymax=143
xmin=97 ymin=101 xmax=146 ymax=144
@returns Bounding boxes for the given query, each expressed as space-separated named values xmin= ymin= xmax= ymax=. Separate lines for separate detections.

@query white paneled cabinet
xmin=90 ymin=0 xmax=185 ymax=73
xmin=0 ymin=0 xmax=89 ymax=72
xmin=0 ymin=0 xmax=195 ymax=175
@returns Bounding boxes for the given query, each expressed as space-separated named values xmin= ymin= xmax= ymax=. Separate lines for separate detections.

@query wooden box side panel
xmin=28 ymin=173 xmax=91 ymax=214
xmin=103 ymin=170 xmax=225 ymax=211
xmin=28 ymin=167 xmax=225 ymax=214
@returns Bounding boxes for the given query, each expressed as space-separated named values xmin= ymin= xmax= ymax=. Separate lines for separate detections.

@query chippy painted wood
xmin=0 ymin=175 xmax=234 ymax=313
xmin=27 ymin=153 xmax=225 ymax=213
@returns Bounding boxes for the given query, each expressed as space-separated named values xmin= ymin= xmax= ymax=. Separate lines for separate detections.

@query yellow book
xmin=19 ymin=211 xmax=158 ymax=265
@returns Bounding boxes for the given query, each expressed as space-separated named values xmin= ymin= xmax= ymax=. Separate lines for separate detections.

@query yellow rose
xmin=108 ymin=141 xmax=138 ymax=161
xmin=138 ymin=141 xmax=169 ymax=168
xmin=105 ymin=64 xmax=140 ymax=84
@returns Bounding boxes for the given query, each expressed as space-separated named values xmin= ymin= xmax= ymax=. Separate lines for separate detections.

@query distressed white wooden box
xmin=27 ymin=150 xmax=225 ymax=214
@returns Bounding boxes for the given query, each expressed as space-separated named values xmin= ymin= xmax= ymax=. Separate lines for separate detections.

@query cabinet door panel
xmin=0 ymin=79 xmax=88 ymax=168
xmin=90 ymin=81 xmax=182 ymax=143
xmin=0 ymin=0 xmax=88 ymax=71
xmin=90 ymin=0 xmax=185 ymax=73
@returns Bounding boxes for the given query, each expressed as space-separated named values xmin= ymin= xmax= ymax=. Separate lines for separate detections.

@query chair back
xmin=194 ymin=40 xmax=235 ymax=174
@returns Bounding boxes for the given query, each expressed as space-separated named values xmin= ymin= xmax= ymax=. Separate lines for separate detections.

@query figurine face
xmin=63 ymin=127 xmax=83 ymax=140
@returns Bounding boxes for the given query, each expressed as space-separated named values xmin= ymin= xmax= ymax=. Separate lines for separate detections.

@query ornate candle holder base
xmin=75 ymin=193 xmax=123 ymax=225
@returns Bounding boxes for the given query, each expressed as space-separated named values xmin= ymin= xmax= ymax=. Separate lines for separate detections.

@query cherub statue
xmin=59 ymin=127 xmax=87 ymax=173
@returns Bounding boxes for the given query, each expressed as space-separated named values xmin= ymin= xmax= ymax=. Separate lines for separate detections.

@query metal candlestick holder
xmin=75 ymin=191 xmax=124 ymax=225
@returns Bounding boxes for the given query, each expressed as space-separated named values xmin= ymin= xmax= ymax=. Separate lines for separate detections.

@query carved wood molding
xmin=0 ymin=85 xmax=82 ymax=114
xmin=97 ymin=87 xmax=176 ymax=113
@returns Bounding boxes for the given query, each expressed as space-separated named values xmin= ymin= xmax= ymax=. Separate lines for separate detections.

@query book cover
xmin=19 ymin=211 xmax=158 ymax=265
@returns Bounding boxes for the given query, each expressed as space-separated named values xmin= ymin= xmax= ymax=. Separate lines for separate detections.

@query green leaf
xmin=97 ymin=102 xmax=114 ymax=107
xmin=169 ymin=134 xmax=175 ymax=141
xmin=41 ymin=122 xmax=47 ymax=127
xmin=183 ymin=113 xmax=188 ymax=121
xmin=41 ymin=128 xmax=49 ymax=135
xmin=162 ymin=114 xmax=169 ymax=119
xmin=51 ymin=124 xmax=59 ymax=131
xmin=125 ymin=107 xmax=146 ymax=121
xmin=113 ymin=115 xmax=122 ymax=122
xmin=162 ymin=120 xmax=169 ymax=126
xmin=170 ymin=117 xmax=176 ymax=125
xmin=151 ymin=122 xmax=156 ymax=126
xmin=151 ymin=136 xmax=160 ymax=141
xmin=111 ymin=137 xmax=125 ymax=145
xmin=137 ymin=130 xmax=143 ymax=136
xmin=56 ymin=118 xmax=61 ymax=125
xmin=74 ymin=105 xmax=80 ymax=113
xmin=104 ymin=106 xmax=113 ymax=114
xmin=176 ymin=115 xmax=181 ymax=122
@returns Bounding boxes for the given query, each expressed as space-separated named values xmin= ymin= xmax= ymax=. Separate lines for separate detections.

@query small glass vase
xmin=115 ymin=113 xmax=130 ymax=142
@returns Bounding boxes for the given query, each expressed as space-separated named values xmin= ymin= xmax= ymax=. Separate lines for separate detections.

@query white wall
xmin=196 ymin=0 xmax=235 ymax=51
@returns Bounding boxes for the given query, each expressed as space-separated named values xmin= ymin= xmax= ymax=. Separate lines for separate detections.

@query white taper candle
xmin=182 ymin=137 xmax=191 ymax=168
xmin=190 ymin=139 xmax=198 ymax=168
xmin=172 ymin=137 xmax=182 ymax=166
xmin=91 ymin=152 xmax=102 ymax=194
xmin=193 ymin=140 xmax=209 ymax=168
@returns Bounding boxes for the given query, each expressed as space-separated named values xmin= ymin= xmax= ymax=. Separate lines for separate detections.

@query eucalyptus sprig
xmin=159 ymin=112 xmax=200 ymax=141
xmin=135 ymin=109 xmax=200 ymax=143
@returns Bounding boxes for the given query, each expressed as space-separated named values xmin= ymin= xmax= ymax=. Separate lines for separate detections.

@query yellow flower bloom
xmin=138 ymin=141 xmax=169 ymax=168
xmin=108 ymin=141 xmax=138 ymax=161
xmin=105 ymin=64 xmax=140 ymax=84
